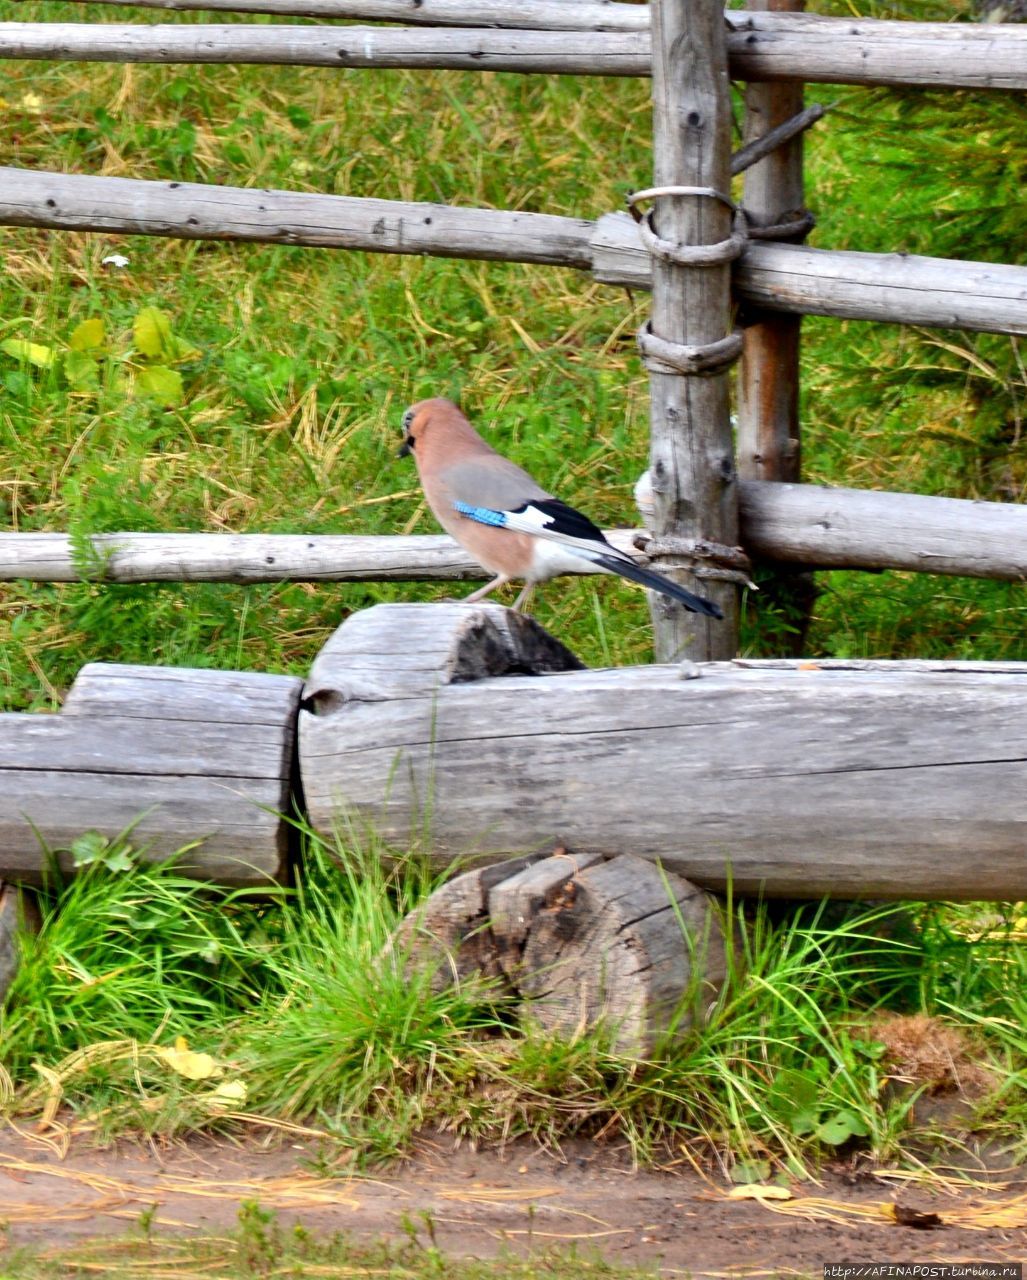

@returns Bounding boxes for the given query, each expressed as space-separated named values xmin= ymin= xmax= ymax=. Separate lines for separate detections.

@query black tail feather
xmin=593 ymin=552 xmax=724 ymax=619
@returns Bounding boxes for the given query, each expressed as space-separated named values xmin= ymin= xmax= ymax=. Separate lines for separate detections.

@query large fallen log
xmin=299 ymin=603 xmax=1027 ymax=901
xmin=0 ymin=664 xmax=302 ymax=886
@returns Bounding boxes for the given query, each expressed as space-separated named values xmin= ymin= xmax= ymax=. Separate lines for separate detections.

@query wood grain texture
xmin=645 ymin=0 xmax=739 ymax=660
xmin=725 ymin=10 xmax=1027 ymax=90
xmin=2 ymin=14 xmax=1024 ymax=87
xmin=397 ymin=849 xmax=729 ymax=1053
xmin=736 ymin=0 xmax=815 ymax=651
xmin=501 ymin=855 xmax=728 ymax=1053
xmin=736 ymin=0 xmax=806 ymax=487
xmin=0 ymin=666 xmax=302 ymax=886
xmin=2 ymin=169 xmax=1023 ymax=337
xmin=77 ymin=0 xmax=651 ymax=29
xmin=0 ymin=168 xmax=594 ymax=268
xmin=0 ymin=529 xmax=637 ymax=584
xmin=300 ymin=608 xmax=1027 ymax=900
xmin=0 ymin=486 xmax=1022 ymax=585
xmin=0 ymin=22 xmax=648 ymax=74
xmin=738 ymin=480 xmax=1027 ymax=579
xmin=590 ymin=213 xmax=1027 ymax=336
xmin=390 ymin=853 xmax=545 ymax=992
xmin=303 ymin=601 xmax=584 ymax=706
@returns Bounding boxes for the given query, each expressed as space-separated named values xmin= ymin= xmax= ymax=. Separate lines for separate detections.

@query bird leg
xmin=510 ymin=582 xmax=535 ymax=614
xmin=458 ymin=574 xmax=510 ymax=604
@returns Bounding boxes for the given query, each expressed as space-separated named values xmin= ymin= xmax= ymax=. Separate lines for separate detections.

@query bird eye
xmin=401 ymin=408 xmax=415 ymax=432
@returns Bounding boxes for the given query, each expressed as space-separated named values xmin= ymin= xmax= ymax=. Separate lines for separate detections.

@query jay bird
xmin=398 ymin=397 xmax=722 ymax=618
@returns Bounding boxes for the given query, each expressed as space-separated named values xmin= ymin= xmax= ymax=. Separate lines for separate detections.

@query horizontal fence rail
xmin=591 ymin=212 xmax=1027 ymax=335
xmin=0 ymin=23 xmax=648 ymax=76
xmin=0 ymin=530 xmax=636 ymax=584
xmin=739 ymin=482 xmax=1027 ymax=582
xmin=2 ymin=169 xmax=1025 ymax=336
xmin=73 ymin=0 xmax=653 ymax=29
xmin=3 ymin=484 xmax=1025 ymax=584
xmin=1 ymin=16 xmax=1026 ymax=88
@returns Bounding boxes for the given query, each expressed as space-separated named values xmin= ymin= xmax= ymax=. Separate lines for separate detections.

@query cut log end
xmin=393 ymin=851 xmax=733 ymax=1056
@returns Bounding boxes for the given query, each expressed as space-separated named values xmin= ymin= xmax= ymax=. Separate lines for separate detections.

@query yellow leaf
xmin=153 ymin=1043 xmax=225 ymax=1081
xmin=1 ymin=338 xmax=56 ymax=369
xmin=68 ymin=318 xmax=106 ymax=352
xmin=135 ymin=365 xmax=184 ymax=406
xmin=133 ymin=306 xmax=173 ymax=358
xmin=727 ymin=1184 xmax=794 ymax=1202
xmin=203 ymin=1080 xmax=248 ymax=1111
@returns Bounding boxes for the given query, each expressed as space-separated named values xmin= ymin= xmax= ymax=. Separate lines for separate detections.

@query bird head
xmin=397 ymin=397 xmax=467 ymax=459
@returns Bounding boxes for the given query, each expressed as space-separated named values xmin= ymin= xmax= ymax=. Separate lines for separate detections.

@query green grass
xmin=2 ymin=835 xmax=1024 ymax=1171
xmin=1 ymin=0 xmax=1024 ymax=710
xmin=0 ymin=0 xmax=1025 ymax=1175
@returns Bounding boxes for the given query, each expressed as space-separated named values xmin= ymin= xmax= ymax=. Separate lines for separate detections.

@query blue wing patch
xmin=453 ymin=501 xmax=508 ymax=528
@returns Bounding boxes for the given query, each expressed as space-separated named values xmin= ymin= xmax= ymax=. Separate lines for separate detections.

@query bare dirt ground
xmin=1 ymin=1130 xmax=1025 ymax=1275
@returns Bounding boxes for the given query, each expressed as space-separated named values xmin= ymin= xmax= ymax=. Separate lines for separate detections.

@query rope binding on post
xmin=627 ymin=185 xmax=748 ymax=378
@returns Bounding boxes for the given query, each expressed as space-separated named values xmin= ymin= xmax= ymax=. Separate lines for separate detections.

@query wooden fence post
xmin=738 ymin=0 xmax=806 ymax=489
xmin=737 ymin=0 xmax=817 ymax=649
xmin=643 ymin=0 xmax=740 ymax=662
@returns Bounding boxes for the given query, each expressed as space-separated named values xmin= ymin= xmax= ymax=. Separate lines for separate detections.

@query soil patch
xmin=1 ymin=1131 xmax=1025 ymax=1275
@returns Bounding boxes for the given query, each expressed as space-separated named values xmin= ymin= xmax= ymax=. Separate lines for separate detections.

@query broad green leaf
xmin=0 ymin=338 xmax=55 ymax=368
xmin=136 ymin=365 xmax=184 ymax=405
xmin=789 ymin=1107 xmax=820 ymax=1137
xmin=102 ymin=847 xmax=135 ymax=873
xmin=133 ymin=306 xmax=174 ymax=359
xmin=64 ymin=349 xmax=101 ymax=391
xmin=68 ymin=317 xmax=106 ymax=352
xmin=816 ymin=1111 xmax=867 ymax=1146
xmin=70 ymin=831 xmax=110 ymax=868
xmin=832 ymin=1108 xmax=869 ymax=1138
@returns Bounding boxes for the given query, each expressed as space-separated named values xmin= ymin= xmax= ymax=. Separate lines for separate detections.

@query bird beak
xmin=397 ymin=441 xmax=411 ymax=458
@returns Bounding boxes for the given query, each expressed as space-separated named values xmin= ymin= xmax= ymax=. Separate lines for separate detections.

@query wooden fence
xmin=1 ymin=0 xmax=1025 ymax=661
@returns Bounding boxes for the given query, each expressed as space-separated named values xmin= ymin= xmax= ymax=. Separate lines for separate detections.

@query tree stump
xmin=395 ymin=850 xmax=732 ymax=1056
